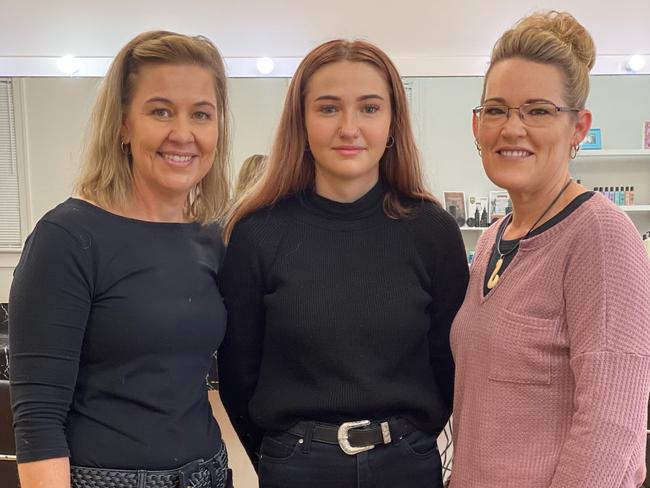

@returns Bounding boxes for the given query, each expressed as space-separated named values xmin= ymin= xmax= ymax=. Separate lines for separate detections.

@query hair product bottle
xmin=480 ymin=208 xmax=488 ymax=228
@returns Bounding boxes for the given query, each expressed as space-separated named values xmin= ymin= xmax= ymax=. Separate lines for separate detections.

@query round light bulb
xmin=626 ymin=55 xmax=646 ymax=72
xmin=57 ymin=55 xmax=81 ymax=75
xmin=256 ymin=57 xmax=274 ymax=75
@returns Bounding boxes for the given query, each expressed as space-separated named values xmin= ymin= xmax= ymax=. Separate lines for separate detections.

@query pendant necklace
xmin=487 ymin=178 xmax=573 ymax=290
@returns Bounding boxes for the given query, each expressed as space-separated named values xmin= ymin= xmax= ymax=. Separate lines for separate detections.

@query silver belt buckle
xmin=337 ymin=420 xmax=392 ymax=455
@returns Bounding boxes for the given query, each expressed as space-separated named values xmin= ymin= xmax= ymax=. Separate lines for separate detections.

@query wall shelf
xmin=577 ymin=149 xmax=650 ymax=159
xmin=458 ymin=207 xmax=650 ymax=221
xmin=621 ymin=205 xmax=650 ymax=213
xmin=459 ymin=226 xmax=489 ymax=231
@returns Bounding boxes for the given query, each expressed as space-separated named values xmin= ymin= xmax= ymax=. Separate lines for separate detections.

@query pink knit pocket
xmin=488 ymin=309 xmax=558 ymax=385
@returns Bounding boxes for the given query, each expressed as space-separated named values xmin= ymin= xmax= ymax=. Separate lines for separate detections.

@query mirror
xmin=6 ymin=74 xmax=650 ymax=246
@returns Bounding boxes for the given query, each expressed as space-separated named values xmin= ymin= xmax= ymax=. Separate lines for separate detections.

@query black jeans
xmin=258 ymin=427 xmax=444 ymax=488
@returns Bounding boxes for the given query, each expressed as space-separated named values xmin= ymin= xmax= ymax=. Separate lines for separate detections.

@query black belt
xmin=288 ymin=418 xmax=417 ymax=455
xmin=70 ymin=444 xmax=231 ymax=488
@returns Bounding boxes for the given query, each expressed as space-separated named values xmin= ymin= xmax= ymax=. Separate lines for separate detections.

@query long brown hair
xmin=75 ymin=30 xmax=231 ymax=223
xmin=224 ymin=39 xmax=436 ymax=241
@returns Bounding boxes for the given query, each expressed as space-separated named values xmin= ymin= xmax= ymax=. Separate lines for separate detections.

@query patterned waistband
xmin=71 ymin=443 xmax=229 ymax=488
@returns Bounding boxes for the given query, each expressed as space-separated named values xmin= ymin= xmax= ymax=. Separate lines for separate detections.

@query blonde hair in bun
xmin=482 ymin=10 xmax=596 ymax=108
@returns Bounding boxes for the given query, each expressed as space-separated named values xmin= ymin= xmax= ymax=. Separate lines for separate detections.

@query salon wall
xmin=229 ymin=78 xmax=288 ymax=173
xmin=0 ymin=77 xmax=288 ymax=302
xmin=409 ymin=74 xmax=650 ymax=196
xmin=0 ymin=78 xmax=99 ymax=303
xmin=19 ymin=78 xmax=100 ymax=224
xmin=574 ymin=75 xmax=650 ymax=233
xmin=16 ymin=77 xmax=288 ymax=226
xmin=1 ymin=74 xmax=649 ymax=301
xmin=407 ymin=74 xmax=650 ymax=250
xmin=3 ymin=1 xmax=650 ymax=62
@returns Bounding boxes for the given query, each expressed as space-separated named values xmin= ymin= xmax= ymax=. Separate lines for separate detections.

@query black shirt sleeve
xmin=407 ymin=203 xmax=469 ymax=416
xmin=9 ymin=220 xmax=92 ymax=463
xmin=218 ymin=217 xmax=268 ymax=470
xmin=427 ymin=214 xmax=468 ymax=414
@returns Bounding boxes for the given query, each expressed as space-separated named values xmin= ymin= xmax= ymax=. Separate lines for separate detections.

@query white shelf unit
xmin=577 ymin=149 xmax=650 ymax=159
xmin=575 ymin=149 xmax=650 ymax=237
xmin=621 ymin=205 xmax=650 ymax=213
xmin=459 ymin=207 xmax=650 ymax=224
xmin=455 ymin=150 xmax=650 ymax=247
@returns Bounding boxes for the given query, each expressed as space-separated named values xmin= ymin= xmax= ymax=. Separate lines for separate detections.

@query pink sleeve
xmin=550 ymin=209 xmax=650 ymax=487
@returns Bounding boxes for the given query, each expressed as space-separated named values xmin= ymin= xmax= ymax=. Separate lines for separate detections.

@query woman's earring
xmin=386 ymin=136 xmax=395 ymax=148
xmin=474 ymin=140 xmax=482 ymax=156
xmin=570 ymin=144 xmax=580 ymax=159
xmin=120 ymin=141 xmax=131 ymax=155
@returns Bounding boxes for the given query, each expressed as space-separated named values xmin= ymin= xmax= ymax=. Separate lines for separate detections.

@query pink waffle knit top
xmin=449 ymin=192 xmax=650 ymax=488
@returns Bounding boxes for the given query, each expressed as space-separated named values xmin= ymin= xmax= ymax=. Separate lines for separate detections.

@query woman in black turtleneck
xmin=218 ymin=39 xmax=468 ymax=488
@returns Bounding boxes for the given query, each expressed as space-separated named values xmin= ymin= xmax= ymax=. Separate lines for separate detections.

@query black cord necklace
xmin=487 ymin=178 xmax=573 ymax=290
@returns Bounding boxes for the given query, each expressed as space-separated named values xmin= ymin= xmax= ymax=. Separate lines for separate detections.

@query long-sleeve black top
xmin=9 ymin=198 xmax=226 ymax=469
xmin=218 ymin=182 xmax=469 ymax=466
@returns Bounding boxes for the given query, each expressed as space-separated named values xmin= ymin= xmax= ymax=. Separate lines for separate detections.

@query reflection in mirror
xmin=406 ymin=75 xmax=650 ymax=252
xmin=6 ymin=74 xmax=650 ymax=248
xmin=8 ymin=77 xmax=289 ymax=225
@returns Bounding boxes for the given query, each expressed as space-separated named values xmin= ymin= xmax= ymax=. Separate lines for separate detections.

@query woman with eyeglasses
xmin=449 ymin=11 xmax=650 ymax=488
xmin=218 ymin=39 xmax=468 ymax=488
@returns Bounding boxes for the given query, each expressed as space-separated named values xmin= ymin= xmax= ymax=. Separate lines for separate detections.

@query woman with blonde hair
xmin=219 ymin=39 xmax=468 ymax=487
xmin=449 ymin=11 xmax=650 ymax=488
xmin=10 ymin=31 xmax=232 ymax=488
xmin=234 ymin=153 xmax=266 ymax=197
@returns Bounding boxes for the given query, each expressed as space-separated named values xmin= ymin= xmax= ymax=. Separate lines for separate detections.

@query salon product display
xmin=593 ymin=186 xmax=634 ymax=206
xmin=465 ymin=196 xmax=489 ymax=228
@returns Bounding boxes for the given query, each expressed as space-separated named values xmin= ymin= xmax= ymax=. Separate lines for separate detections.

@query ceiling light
xmin=256 ymin=57 xmax=274 ymax=75
xmin=625 ymin=55 xmax=646 ymax=72
xmin=57 ymin=55 xmax=81 ymax=75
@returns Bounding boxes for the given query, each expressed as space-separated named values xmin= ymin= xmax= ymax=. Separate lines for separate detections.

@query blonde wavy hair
xmin=483 ymin=10 xmax=596 ymax=108
xmin=224 ymin=39 xmax=436 ymax=241
xmin=234 ymin=154 xmax=267 ymax=197
xmin=75 ymin=30 xmax=231 ymax=223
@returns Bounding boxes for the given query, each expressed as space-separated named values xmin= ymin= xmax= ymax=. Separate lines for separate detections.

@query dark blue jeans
xmin=258 ymin=427 xmax=444 ymax=488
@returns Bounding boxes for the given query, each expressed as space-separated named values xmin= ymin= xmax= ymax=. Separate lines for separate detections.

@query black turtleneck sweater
xmin=218 ymin=182 xmax=469 ymax=466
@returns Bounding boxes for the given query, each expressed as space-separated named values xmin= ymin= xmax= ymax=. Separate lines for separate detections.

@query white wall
xmin=229 ymin=77 xmax=288 ymax=175
xmin=20 ymin=78 xmax=101 ymax=223
xmin=0 ymin=76 xmax=289 ymax=302
xmin=410 ymin=74 xmax=650 ymax=199
xmin=1 ymin=74 xmax=649 ymax=301
xmin=407 ymin=74 xmax=650 ymax=250
xmin=576 ymin=75 xmax=650 ymax=236
xmin=0 ymin=78 xmax=101 ymax=302
xmin=2 ymin=1 xmax=650 ymax=61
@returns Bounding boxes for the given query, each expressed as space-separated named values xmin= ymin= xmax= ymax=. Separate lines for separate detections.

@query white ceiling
xmin=1 ymin=0 xmax=649 ymax=74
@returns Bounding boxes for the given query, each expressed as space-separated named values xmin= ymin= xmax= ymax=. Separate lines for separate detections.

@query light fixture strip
xmin=0 ymin=54 xmax=648 ymax=77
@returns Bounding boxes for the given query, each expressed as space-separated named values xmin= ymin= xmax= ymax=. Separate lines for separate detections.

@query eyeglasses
xmin=472 ymin=102 xmax=581 ymax=128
